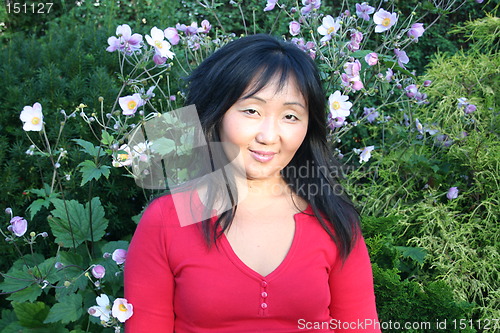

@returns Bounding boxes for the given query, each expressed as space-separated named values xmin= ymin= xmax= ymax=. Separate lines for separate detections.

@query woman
xmin=125 ymin=34 xmax=381 ymax=332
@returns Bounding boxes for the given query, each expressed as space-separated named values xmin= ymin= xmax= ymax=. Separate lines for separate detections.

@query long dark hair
xmin=184 ymin=34 xmax=360 ymax=260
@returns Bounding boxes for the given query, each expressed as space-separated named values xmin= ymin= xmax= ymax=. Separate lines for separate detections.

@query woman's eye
xmin=243 ymin=109 xmax=259 ymax=115
xmin=285 ymin=114 xmax=299 ymax=121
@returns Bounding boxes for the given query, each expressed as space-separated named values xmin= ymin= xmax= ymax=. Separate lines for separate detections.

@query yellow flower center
xmin=119 ymin=304 xmax=128 ymax=312
xmin=332 ymin=101 xmax=341 ymax=110
xmin=118 ymin=153 xmax=129 ymax=161
xmin=155 ymin=40 xmax=163 ymax=48
xmin=382 ymin=18 xmax=391 ymax=27
xmin=31 ymin=117 xmax=41 ymax=125
xmin=127 ymin=100 xmax=137 ymax=110
xmin=327 ymin=26 xmax=336 ymax=35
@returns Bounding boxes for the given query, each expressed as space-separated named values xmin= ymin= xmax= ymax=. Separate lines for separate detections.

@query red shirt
xmin=124 ymin=194 xmax=381 ymax=332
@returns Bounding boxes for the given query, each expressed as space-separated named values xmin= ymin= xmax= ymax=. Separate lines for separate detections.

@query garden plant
xmin=0 ymin=0 xmax=498 ymax=332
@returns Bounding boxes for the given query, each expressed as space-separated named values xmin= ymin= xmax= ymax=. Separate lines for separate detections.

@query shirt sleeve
xmin=124 ymin=198 xmax=175 ymax=332
xmin=329 ymin=235 xmax=381 ymax=332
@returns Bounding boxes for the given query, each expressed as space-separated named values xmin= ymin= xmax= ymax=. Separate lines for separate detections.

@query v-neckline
xmin=218 ymin=208 xmax=307 ymax=280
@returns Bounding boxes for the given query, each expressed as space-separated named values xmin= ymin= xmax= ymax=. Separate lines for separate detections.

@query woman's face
xmin=220 ymin=77 xmax=308 ymax=182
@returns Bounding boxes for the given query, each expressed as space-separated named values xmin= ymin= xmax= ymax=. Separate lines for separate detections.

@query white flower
xmin=132 ymin=141 xmax=152 ymax=163
xmin=119 ymin=93 xmax=144 ymax=116
xmin=359 ymin=146 xmax=375 ymax=163
xmin=317 ymin=15 xmax=341 ymax=42
xmin=112 ymin=298 xmax=134 ymax=322
xmin=328 ymin=91 xmax=352 ymax=118
xmin=88 ymin=294 xmax=112 ymax=322
xmin=113 ymin=144 xmax=133 ymax=167
xmin=145 ymin=27 xmax=175 ymax=59
xmin=20 ymin=102 xmax=44 ymax=131
xmin=373 ymin=9 xmax=398 ymax=33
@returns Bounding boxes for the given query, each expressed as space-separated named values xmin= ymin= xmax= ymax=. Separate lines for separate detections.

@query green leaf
xmin=48 ymin=198 xmax=108 ymax=248
xmin=6 ymin=284 xmax=42 ymax=303
xmin=13 ymin=302 xmax=50 ymax=328
xmin=43 ymin=294 xmax=83 ymax=325
xmin=351 ymin=50 xmax=373 ymax=59
xmin=101 ymin=130 xmax=114 ymax=146
xmin=72 ymin=139 xmax=105 ymax=157
xmin=0 ymin=268 xmax=36 ymax=297
xmin=27 ymin=199 xmax=51 ymax=219
xmin=77 ymin=160 xmax=111 ymax=186
xmin=395 ymin=246 xmax=427 ymax=264
xmin=151 ymin=137 xmax=176 ymax=155
xmin=0 ymin=309 xmax=17 ymax=331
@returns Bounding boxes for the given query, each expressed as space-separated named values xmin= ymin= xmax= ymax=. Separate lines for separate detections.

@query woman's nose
xmin=255 ymin=117 xmax=279 ymax=145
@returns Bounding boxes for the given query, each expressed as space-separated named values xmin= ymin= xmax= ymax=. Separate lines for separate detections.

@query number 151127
xmin=6 ymin=2 xmax=54 ymax=14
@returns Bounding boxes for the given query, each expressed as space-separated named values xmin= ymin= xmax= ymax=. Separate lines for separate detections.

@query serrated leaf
xmin=151 ymin=137 xmax=176 ymax=155
xmin=77 ymin=160 xmax=111 ymax=186
xmin=27 ymin=198 xmax=51 ymax=219
xmin=101 ymin=130 xmax=114 ymax=146
xmin=395 ymin=246 xmax=427 ymax=264
xmin=43 ymin=294 xmax=83 ymax=325
xmin=0 ymin=268 xmax=36 ymax=295
xmin=48 ymin=198 xmax=108 ymax=248
xmin=0 ymin=309 xmax=17 ymax=331
xmin=72 ymin=139 xmax=105 ymax=157
xmin=13 ymin=301 xmax=49 ymax=328
xmin=6 ymin=284 xmax=42 ymax=303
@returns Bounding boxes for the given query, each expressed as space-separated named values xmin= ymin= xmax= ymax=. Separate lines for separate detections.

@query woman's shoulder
xmin=141 ymin=190 xmax=208 ymax=228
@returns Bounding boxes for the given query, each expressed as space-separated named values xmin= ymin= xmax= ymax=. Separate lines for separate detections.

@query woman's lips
xmin=249 ymin=149 xmax=276 ymax=162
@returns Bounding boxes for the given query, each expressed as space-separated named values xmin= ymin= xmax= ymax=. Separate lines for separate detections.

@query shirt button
xmin=261 ymin=303 xmax=268 ymax=309
xmin=261 ymin=292 xmax=268 ymax=298
xmin=261 ymin=281 xmax=268 ymax=287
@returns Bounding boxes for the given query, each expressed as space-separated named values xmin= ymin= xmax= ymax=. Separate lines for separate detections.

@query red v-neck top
xmin=124 ymin=194 xmax=381 ymax=332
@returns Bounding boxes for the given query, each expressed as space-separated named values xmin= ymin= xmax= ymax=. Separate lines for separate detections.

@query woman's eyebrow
xmin=243 ymin=96 xmax=306 ymax=110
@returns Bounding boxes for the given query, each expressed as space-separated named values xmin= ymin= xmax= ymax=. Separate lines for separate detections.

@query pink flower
xmin=405 ymin=84 xmax=418 ymax=98
xmin=385 ymin=68 xmax=394 ymax=82
xmin=348 ymin=30 xmax=363 ymax=51
xmin=464 ymin=104 xmax=477 ymax=114
xmin=355 ymin=2 xmax=375 ymax=21
xmin=164 ymin=27 xmax=180 ymax=45
xmin=344 ymin=59 xmax=362 ymax=77
xmin=328 ymin=114 xmax=346 ymax=129
xmin=199 ymin=20 xmax=212 ymax=33
xmin=289 ymin=21 xmax=301 ymax=36
xmin=373 ymin=9 xmax=398 ymax=33
xmin=301 ymin=0 xmax=321 ymax=15
xmin=264 ymin=0 xmax=278 ymax=11
xmin=394 ymin=48 xmax=409 ymax=68
xmin=119 ymin=93 xmax=144 ymax=116
xmin=92 ymin=265 xmax=106 ymax=279
xmin=363 ymin=107 xmax=379 ymax=123
xmin=408 ymin=23 xmax=425 ymax=41
xmin=112 ymin=249 xmax=127 ymax=265
xmin=112 ymin=298 xmax=133 ymax=322
xmin=106 ymin=24 xmax=143 ymax=54
xmin=176 ymin=22 xmax=199 ymax=36
xmin=9 ymin=216 xmax=28 ymax=237
xmin=364 ymin=52 xmax=379 ymax=66
xmin=446 ymin=187 xmax=459 ymax=200
xmin=423 ymin=80 xmax=432 ymax=87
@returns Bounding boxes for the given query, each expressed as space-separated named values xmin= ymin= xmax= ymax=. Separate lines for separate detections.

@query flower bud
xmin=5 ymin=208 xmax=12 ymax=215
xmin=55 ymin=262 xmax=64 ymax=269
xmin=98 ymin=96 xmax=104 ymax=102
xmin=63 ymin=280 xmax=71 ymax=287
xmin=30 ymin=231 xmax=36 ymax=237
xmin=41 ymin=232 xmax=48 ymax=238
xmin=103 ymin=252 xmax=112 ymax=259
xmin=92 ymin=264 xmax=106 ymax=279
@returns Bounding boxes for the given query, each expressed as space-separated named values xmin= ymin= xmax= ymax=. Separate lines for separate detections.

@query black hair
xmin=184 ymin=34 xmax=360 ymax=260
